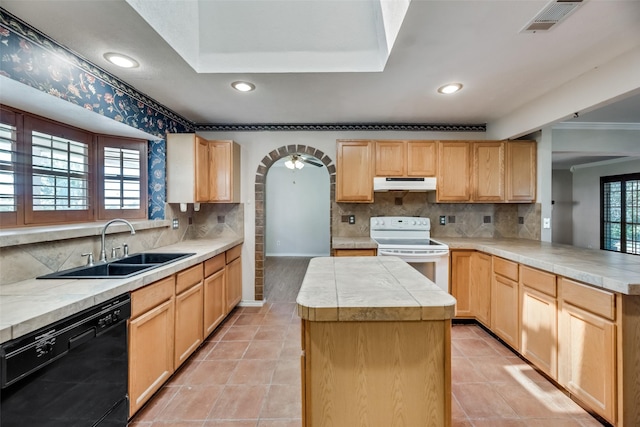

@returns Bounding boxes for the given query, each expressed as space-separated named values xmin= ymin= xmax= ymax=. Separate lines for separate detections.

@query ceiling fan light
xmin=437 ymin=83 xmax=463 ymax=94
xmin=295 ymin=161 xmax=304 ymax=169
xmin=284 ymin=159 xmax=295 ymax=169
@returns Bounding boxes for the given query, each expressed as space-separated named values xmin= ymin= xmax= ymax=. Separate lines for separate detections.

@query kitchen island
xmin=296 ymin=256 xmax=456 ymax=427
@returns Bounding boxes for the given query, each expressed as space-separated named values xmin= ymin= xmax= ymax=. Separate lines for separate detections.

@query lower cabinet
xmin=470 ymin=252 xmax=491 ymax=327
xmin=204 ymin=254 xmax=226 ymax=336
xmin=491 ymin=257 xmax=519 ymax=349
xmin=174 ymin=264 xmax=204 ymax=368
xmin=450 ymin=251 xmax=473 ymax=317
xmin=519 ymin=266 xmax=557 ymax=379
xmin=558 ymin=277 xmax=616 ymax=424
xmin=128 ymin=276 xmax=175 ymax=417
xmin=334 ymin=248 xmax=377 ymax=257
xmin=225 ymin=245 xmax=242 ymax=312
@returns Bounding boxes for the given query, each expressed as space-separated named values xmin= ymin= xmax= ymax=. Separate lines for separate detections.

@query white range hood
xmin=373 ymin=177 xmax=437 ymax=192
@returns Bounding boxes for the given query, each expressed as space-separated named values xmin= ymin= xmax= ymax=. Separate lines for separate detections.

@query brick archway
xmin=254 ymin=145 xmax=335 ymax=300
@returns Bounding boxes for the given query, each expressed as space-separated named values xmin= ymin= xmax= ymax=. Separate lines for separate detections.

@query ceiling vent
xmin=520 ymin=0 xmax=585 ymax=33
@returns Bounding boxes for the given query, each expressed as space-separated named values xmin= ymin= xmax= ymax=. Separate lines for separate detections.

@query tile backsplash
xmin=332 ymin=192 xmax=540 ymax=240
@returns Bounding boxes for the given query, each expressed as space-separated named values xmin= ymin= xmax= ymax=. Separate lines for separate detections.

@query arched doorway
xmin=254 ymin=145 xmax=335 ymax=300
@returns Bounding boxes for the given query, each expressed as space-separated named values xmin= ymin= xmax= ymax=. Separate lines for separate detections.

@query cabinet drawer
xmin=131 ymin=276 xmax=175 ymax=319
xmin=176 ymin=263 xmax=203 ymax=294
xmin=204 ymin=253 xmax=225 ymax=277
xmin=334 ymin=249 xmax=377 ymax=257
xmin=560 ymin=277 xmax=615 ymax=321
xmin=521 ymin=266 xmax=556 ymax=297
xmin=493 ymin=257 xmax=518 ymax=281
xmin=226 ymin=245 xmax=242 ymax=264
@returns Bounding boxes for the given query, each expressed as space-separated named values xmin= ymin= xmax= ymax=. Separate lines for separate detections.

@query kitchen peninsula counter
xmin=0 ymin=236 xmax=243 ymax=344
xmin=297 ymin=256 xmax=455 ymax=427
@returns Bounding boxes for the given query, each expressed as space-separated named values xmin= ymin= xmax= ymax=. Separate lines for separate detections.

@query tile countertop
xmin=332 ymin=236 xmax=640 ymax=296
xmin=296 ymin=256 xmax=456 ymax=322
xmin=0 ymin=236 xmax=243 ymax=344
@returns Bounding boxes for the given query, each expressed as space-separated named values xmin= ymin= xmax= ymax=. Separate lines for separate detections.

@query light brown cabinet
xmin=491 ymin=257 xmax=519 ymax=349
xmin=506 ymin=141 xmax=536 ymax=202
xmin=225 ymin=245 xmax=242 ymax=312
xmin=450 ymin=250 xmax=473 ymax=317
xmin=470 ymin=252 xmax=492 ymax=327
xmin=167 ymin=134 xmax=241 ymax=203
xmin=174 ymin=264 xmax=204 ymax=368
xmin=519 ymin=266 xmax=557 ymax=379
xmin=204 ymin=254 xmax=226 ymax=336
xmin=375 ymin=140 xmax=437 ymax=177
xmin=473 ymin=141 xmax=505 ymax=202
xmin=558 ymin=277 xmax=616 ymax=423
xmin=333 ymin=248 xmax=377 ymax=257
xmin=336 ymin=140 xmax=374 ymax=202
xmin=437 ymin=141 xmax=471 ymax=202
xmin=128 ymin=276 xmax=175 ymax=417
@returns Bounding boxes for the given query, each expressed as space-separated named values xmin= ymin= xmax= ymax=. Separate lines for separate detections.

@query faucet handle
xmin=82 ymin=252 xmax=94 ymax=266
xmin=123 ymin=243 xmax=129 ymax=257
xmin=111 ymin=246 xmax=121 ymax=260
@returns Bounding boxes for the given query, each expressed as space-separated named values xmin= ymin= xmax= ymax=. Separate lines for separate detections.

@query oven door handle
xmin=377 ymin=249 xmax=449 ymax=258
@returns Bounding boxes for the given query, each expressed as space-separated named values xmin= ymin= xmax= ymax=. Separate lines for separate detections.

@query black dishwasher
xmin=1 ymin=293 xmax=131 ymax=427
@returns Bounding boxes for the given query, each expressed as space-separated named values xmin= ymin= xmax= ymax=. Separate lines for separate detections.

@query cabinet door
xmin=375 ymin=141 xmax=405 ymax=176
xmin=450 ymin=251 xmax=473 ymax=317
xmin=175 ymin=282 xmax=204 ymax=368
xmin=558 ymin=303 xmax=616 ymax=423
xmin=470 ymin=252 xmax=492 ymax=327
xmin=195 ymin=136 xmax=210 ymax=202
xmin=437 ymin=141 xmax=471 ymax=202
xmin=334 ymin=249 xmax=377 ymax=257
xmin=491 ymin=274 xmax=519 ymax=349
xmin=128 ymin=298 xmax=174 ymax=417
xmin=204 ymin=268 xmax=226 ymax=336
xmin=520 ymin=286 xmax=557 ymax=379
xmin=473 ymin=141 xmax=504 ymax=202
xmin=407 ymin=141 xmax=437 ymax=176
xmin=336 ymin=140 xmax=373 ymax=202
xmin=506 ymin=141 xmax=536 ymax=202
xmin=208 ymin=140 xmax=232 ymax=202
xmin=226 ymin=256 xmax=242 ymax=312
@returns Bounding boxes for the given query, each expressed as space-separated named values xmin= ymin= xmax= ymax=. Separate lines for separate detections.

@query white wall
xmin=198 ymin=129 xmax=486 ymax=303
xmin=572 ymin=158 xmax=640 ymax=250
xmin=265 ymin=158 xmax=330 ymax=256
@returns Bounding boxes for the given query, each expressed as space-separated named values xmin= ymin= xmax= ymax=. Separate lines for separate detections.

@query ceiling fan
xmin=284 ymin=154 xmax=323 ymax=170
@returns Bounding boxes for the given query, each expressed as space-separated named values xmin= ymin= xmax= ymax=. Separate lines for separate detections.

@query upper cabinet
xmin=375 ymin=140 xmax=437 ymax=177
xmin=473 ymin=141 xmax=505 ymax=202
xmin=437 ymin=141 xmax=471 ymax=202
xmin=336 ymin=140 xmax=374 ymax=203
xmin=167 ymin=134 xmax=241 ymax=204
xmin=506 ymin=141 xmax=536 ymax=202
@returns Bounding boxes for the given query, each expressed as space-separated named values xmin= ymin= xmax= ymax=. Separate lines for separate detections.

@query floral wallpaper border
xmin=0 ymin=9 xmax=196 ymax=220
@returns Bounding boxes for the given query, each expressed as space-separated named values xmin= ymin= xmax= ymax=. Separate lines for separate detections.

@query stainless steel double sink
xmin=37 ymin=252 xmax=195 ymax=279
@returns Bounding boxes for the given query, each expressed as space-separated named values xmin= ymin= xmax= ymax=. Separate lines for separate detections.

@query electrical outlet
xmin=439 ymin=216 xmax=446 ymax=225
xmin=348 ymin=215 xmax=355 ymax=224
xmin=543 ymin=218 xmax=551 ymax=229
xmin=277 ymin=240 xmax=281 ymax=246
xmin=172 ymin=218 xmax=179 ymax=229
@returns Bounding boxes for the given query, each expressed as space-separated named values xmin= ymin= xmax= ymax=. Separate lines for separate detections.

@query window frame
xmin=600 ymin=172 xmax=640 ymax=256
xmin=97 ymin=135 xmax=148 ymax=220
xmin=0 ymin=105 xmax=149 ymax=228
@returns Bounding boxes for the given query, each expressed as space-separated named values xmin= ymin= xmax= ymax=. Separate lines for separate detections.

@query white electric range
xmin=370 ymin=216 xmax=450 ymax=292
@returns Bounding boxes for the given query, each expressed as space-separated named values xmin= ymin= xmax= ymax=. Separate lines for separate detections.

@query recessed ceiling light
xmin=231 ymin=81 xmax=256 ymax=92
xmin=437 ymin=83 xmax=463 ymax=94
xmin=103 ymin=52 xmax=139 ymax=69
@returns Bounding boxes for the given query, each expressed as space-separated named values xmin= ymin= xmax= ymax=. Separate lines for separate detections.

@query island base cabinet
xmin=302 ymin=320 xmax=451 ymax=427
xmin=559 ymin=303 xmax=616 ymax=424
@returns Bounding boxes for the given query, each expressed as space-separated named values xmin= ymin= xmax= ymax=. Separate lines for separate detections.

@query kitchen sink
xmin=37 ymin=252 xmax=195 ymax=279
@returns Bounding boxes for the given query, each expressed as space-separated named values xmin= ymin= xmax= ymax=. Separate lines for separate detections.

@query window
xmin=601 ymin=173 xmax=640 ymax=255
xmin=0 ymin=105 xmax=148 ymax=228
xmin=97 ymin=136 xmax=147 ymax=220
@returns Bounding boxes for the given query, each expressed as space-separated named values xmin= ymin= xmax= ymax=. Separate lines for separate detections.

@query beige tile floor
xmin=129 ymin=301 xmax=606 ymax=427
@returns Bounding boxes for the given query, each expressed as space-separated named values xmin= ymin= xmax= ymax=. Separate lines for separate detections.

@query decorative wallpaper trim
xmin=0 ymin=9 xmax=193 ymax=136
xmin=196 ymin=123 xmax=487 ymax=132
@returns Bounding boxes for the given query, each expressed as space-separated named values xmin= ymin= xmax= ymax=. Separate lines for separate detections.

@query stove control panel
xmin=370 ymin=216 xmax=430 ymax=231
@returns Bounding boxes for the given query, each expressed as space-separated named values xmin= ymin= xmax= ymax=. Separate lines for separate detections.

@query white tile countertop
xmin=332 ymin=236 xmax=640 ymax=295
xmin=0 ymin=236 xmax=243 ymax=344
xmin=296 ymin=256 xmax=456 ymax=322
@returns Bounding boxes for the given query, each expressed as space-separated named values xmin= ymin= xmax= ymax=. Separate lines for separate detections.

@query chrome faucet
xmin=99 ymin=219 xmax=136 ymax=262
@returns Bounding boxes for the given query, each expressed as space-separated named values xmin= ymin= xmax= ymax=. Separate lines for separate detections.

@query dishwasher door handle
xmin=69 ymin=328 xmax=96 ymax=350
